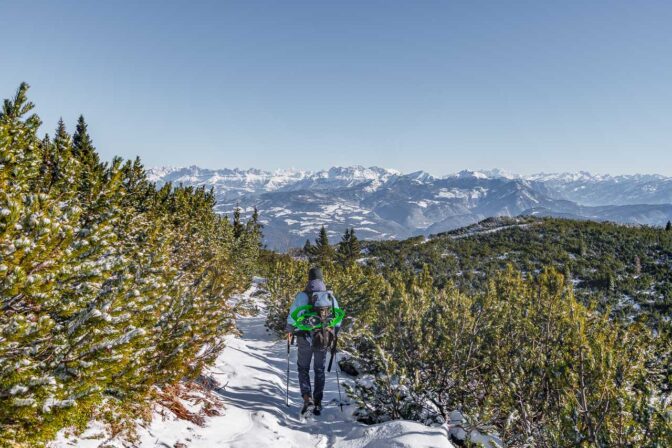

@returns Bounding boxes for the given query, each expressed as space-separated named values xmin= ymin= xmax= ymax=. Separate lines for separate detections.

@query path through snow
xmin=53 ymin=284 xmax=454 ymax=448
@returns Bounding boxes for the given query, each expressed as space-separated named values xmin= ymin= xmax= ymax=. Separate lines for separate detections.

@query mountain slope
xmin=525 ymin=172 xmax=672 ymax=205
xmin=148 ymin=166 xmax=672 ymax=249
xmin=364 ymin=216 xmax=672 ymax=331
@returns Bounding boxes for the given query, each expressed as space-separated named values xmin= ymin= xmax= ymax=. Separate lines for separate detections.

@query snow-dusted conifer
xmin=0 ymin=84 xmax=261 ymax=446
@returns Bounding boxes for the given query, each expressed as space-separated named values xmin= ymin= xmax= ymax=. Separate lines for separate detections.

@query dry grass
xmin=155 ymin=377 xmax=226 ymax=426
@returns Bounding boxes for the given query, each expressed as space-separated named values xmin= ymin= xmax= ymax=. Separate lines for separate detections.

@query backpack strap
xmin=305 ymin=289 xmax=316 ymax=306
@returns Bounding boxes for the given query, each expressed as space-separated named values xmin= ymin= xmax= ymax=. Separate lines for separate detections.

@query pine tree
xmin=0 ymin=85 xmax=93 ymax=443
xmin=337 ymin=227 xmax=361 ymax=266
xmin=120 ymin=156 xmax=153 ymax=210
xmin=251 ymin=206 xmax=260 ymax=227
xmin=303 ymin=239 xmax=315 ymax=260
xmin=37 ymin=133 xmax=54 ymax=192
xmin=233 ymin=205 xmax=244 ymax=239
xmin=50 ymin=118 xmax=80 ymax=194
xmin=246 ymin=206 xmax=264 ymax=246
xmin=666 ymin=220 xmax=671 ymax=231
xmin=72 ymin=115 xmax=94 ymax=157
xmin=72 ymin=115 xmax=102 ymax=200
xmin=0 ymin=83 xmax=42 ymax=190
xmin=314 ymin=225 xmax=334 ymax=266
xmin=563 ymin=265 xmax=573 ymax=287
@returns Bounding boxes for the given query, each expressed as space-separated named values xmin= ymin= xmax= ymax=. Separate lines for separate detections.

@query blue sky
xmin=2 ymin=1 xmax=671 ymax=175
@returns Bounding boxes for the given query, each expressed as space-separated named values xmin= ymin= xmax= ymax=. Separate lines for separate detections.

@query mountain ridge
xmin=149 ymin=165 xmax=672 ymax=185
xmin=148 ymin=165 xmax=672 ymax=249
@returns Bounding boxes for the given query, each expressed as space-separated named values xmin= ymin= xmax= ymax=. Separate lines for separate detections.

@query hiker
xmin=286 ymin=267 xmax=341 ymax=416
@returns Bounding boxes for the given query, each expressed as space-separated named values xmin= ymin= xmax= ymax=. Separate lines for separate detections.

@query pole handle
xmin=327 ymin=351 xmax=335 ymax=372
xmin=327 ymin=335 xmax=337 ymax=372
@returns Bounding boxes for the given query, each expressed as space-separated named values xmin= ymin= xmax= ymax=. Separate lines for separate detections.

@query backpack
xmin=308 ymin=291 xmax=337 ymax=350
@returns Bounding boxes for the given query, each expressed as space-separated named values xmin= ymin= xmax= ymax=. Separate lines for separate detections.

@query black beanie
xmin=308 ymin=267 xmax=323 ymax=281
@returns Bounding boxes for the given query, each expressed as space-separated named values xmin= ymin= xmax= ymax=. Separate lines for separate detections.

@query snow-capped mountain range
xmin=148 ymin=166 xmax=672 ymax=249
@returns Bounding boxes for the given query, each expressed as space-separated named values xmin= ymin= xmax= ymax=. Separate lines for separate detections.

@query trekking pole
xmin=328 ymin=294 xmax=343 ymax=412
xmin=334 ymin=350 xmax=343 ymax=413
xmin=328 ymin=294 xmax=337 ymax=373
xmin=286 ymin=334 xmax=291 ymax=407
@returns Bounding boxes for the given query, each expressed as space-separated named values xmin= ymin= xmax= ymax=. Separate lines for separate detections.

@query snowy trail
xmin=52 ymin=284 xmax=454 ymax=448
xmin=198 ymin=312 xmax=339 ymax=447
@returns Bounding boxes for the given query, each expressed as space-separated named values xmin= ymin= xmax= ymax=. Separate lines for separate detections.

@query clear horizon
xmin=3 ymin=1 xmax=672 ymax=175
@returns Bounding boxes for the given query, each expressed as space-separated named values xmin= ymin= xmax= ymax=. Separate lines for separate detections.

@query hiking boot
xmin=313 ymin=400 xmax=322 ymax=416
xmin=300 ymin=394 xmax=314 ymax=415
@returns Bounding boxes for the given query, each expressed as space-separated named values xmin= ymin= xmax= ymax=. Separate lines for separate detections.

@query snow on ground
xmin=52 ymin=283 xmax=455 ymax=448
xmin=447 ymin=223 xmax=533 ymax=240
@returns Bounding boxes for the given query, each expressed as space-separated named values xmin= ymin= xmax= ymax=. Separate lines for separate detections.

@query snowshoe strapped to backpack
xmin=309 ymin=291 xmax=337 ymax=350
xmin=289 ymin=290 xmax=344 ymax=350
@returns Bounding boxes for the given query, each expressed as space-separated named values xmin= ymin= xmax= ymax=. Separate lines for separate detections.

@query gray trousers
xmin=296 ymin=335 xmax=327 ymax=402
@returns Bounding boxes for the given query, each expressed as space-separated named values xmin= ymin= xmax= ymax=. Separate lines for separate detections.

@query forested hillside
xmin=0 ymin=84 xmax=261 ymax=446
xmin=364 ymin=216 xmax=672 ymax=331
